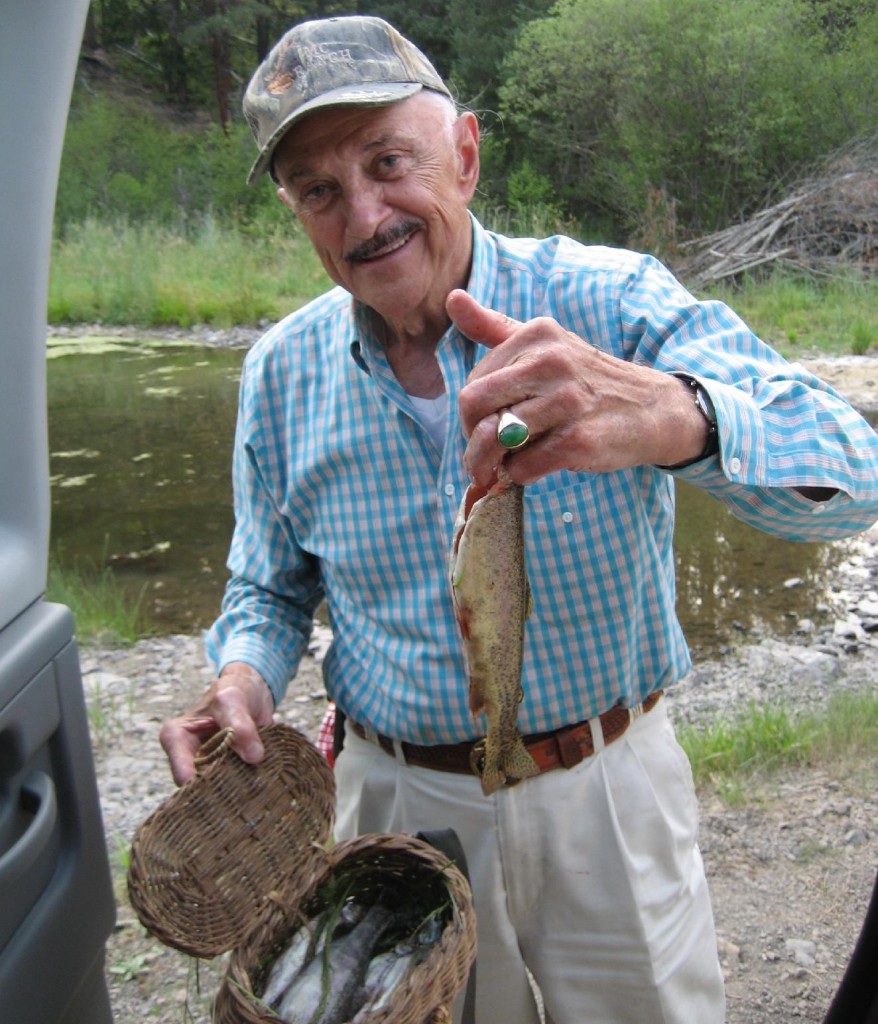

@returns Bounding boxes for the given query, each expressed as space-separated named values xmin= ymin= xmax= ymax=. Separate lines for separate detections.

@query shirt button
xmin=811 ymin=502 xmax=825 ymax=514
xmin=728 ymin=456 xmax=742 ymax=475
xmin=562 ymin=511 xmax=574 ymax=523
xmin=444 ymin=484 xmax=456 ymax=496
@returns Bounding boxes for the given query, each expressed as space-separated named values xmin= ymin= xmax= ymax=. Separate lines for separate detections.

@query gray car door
xmin=0 ymin=2 xmax=116 ymax=1022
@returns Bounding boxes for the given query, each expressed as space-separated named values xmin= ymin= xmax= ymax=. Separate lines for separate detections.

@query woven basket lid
xmin=127 ymin=723 xmax=336 ymax=957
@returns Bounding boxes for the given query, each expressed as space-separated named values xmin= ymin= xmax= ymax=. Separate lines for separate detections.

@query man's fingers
xmin=447 ymin=289 xmax=522 ymax=349
xmin=160 ymin=717 xmax=213 ymax=785
xmin=160 ymin=709 xmax=266 ymax=786
xmin=159 ymin=667 xmax=274 ymax=786
xmin=217 ymin=694 xmax=267 ymax=764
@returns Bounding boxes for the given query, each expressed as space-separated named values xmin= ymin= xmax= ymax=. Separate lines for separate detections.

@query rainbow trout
xmin=275 ymin=900 xmax=395 ymax=1024
xmin=449 ymin=477 xmax=539 ymax=795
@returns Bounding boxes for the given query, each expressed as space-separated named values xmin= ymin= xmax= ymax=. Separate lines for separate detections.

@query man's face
xmin=273 ymin=93 xmax=479 ymax=332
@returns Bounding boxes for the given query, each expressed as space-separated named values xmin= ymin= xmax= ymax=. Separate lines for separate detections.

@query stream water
xmin=47 ymin=336 xmax=868 ymax=657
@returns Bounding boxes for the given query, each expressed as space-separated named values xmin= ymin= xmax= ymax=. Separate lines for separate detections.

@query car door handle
xmin=0 ymin=771 xmax=58 ymax=889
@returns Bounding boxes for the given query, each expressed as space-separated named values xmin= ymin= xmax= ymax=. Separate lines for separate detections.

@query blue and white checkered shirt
xmin=206 ymin=216 xmax=878 ymax=744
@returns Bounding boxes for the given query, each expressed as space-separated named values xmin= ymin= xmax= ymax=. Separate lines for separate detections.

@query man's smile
xmin=345 ymin=220 xmax=423 ymax=264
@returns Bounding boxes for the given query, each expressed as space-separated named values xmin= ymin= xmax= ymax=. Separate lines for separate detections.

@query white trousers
xmin=334 ymin=700 xmax=725 ymax=1024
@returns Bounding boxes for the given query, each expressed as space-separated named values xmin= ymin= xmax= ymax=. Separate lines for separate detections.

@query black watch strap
xmin=675 ymin=374 xmax=719 ymax=460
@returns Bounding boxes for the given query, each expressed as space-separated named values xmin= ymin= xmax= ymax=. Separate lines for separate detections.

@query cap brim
xmin=246 ymin=82 xmax=424 ymax=185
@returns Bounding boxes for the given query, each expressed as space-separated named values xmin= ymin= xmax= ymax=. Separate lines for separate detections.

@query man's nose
xmin=343 ymin=180 xmax=389 ymax=240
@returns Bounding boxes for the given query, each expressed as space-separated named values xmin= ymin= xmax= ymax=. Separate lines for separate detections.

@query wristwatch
xmin=675 ymin=374 xmax=719 ymax=461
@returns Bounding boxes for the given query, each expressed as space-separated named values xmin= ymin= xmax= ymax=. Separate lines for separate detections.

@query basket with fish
xmin=216 ymin=832 xmax=476 ymax=1024
xmin=127 ymin=723 xmax=476 ymax=1024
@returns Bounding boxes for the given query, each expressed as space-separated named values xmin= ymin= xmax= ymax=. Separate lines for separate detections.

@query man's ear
xmin=455 ymin=111 xmax=480 ymax=202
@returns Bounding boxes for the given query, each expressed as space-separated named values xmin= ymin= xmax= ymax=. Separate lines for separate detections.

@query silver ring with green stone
xmin=497 ymin=409 xmax=530 ymax=450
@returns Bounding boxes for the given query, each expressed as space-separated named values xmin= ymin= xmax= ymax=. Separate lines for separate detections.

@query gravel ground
xmin=72 ymin=347 xmax=878 ymax=1022
xmin=83 ymin=562 xmax=878 ymax=1024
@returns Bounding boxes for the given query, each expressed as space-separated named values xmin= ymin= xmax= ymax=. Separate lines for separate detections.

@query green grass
xmin=49 ymin=215 xmax=878 ymax=356
xmin=705 ymin=271 xmax=878 ymax=357
xmin=678 ymin=691 xmax=878 ymax=801
xmin=46 ymin=550 xmax=151 ymax=644
xmin=49 ymin=215 xmax=332 ymax=328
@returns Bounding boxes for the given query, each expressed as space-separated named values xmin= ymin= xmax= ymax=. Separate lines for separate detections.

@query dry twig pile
xmin=678 ymin=136 xmax=878 ymax=285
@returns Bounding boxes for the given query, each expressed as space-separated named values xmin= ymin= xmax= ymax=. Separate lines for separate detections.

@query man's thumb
xmin=446 ymin=289 xmax=521 ymax=349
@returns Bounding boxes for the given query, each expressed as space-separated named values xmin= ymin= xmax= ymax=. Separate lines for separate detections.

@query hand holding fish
xmin=159 ymin=663 xmax=274 ymax=785
xmin=447 ymin=289 xmax=709 ymax=488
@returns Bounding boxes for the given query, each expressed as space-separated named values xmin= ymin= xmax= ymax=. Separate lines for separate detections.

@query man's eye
xmin=303 ymin=184 xmax=331 ymax=205
xmin=376 ymin=154 xmax=403 ymax=175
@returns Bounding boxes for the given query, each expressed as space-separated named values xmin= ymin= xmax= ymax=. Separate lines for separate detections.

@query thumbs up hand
xmin=446 ymin=289 xmax=708 ymax=487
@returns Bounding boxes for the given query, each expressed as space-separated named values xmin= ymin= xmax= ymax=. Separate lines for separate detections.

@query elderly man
xmin=160 ymin=15 xmax=878 ymax=1024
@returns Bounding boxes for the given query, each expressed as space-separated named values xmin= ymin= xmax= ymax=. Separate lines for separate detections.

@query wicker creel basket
xmin=127 ymin=723 xmax=477 ymax=1023
xmin=127 ymin=723 xmax=336 ymax=958
xmin=214 ymin=831 xmax=477 ymax=1024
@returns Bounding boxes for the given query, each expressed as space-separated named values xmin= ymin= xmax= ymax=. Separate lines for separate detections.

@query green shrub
xmin=56 ymin=88 xmax=278 ymax=233
xmin=499 ymin=0 xmax=878 ymax=239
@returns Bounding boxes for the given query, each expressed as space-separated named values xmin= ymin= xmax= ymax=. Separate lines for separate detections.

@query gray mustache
xmin=345 ymin=220 xmax=423 ymax=263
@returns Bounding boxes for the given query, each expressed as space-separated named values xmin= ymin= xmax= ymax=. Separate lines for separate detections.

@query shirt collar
xmin=465 ymin=212 xmax=498 ymax=312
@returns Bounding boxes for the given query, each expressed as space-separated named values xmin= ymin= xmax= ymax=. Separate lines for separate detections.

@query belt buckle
xmin=469 ymin=738 xmax=487 ymax=779
xmin=468 ymin=738 xmax=522 ymax=787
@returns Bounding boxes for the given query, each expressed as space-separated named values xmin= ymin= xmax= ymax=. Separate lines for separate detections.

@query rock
xmin=834 ymin=617 xmax=867 ymax=641
xmin=785 ymin=939 xmax=817 ymax=968
xmin=818 ymin=802 xmax=852 ymax=818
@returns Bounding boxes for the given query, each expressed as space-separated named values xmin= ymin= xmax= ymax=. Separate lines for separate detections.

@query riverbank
xmin=63 ymin=335 xmax=878 ymax=1022
xmin=83 ymin=596 xmax=878 ymax=1023
xmin=47 ymin=322 xmax=878 ymax=413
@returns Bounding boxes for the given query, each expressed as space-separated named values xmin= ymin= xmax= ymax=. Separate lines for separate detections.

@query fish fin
xmin=504 ymin=736 xmax=540 ymax=782
xmin=468 ymin=678 xmax=486 ymax=715
xmin=525 ymin=577 xmax=533 ymax=620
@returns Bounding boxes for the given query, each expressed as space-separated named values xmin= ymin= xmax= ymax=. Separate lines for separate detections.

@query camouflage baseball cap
xmin=243 ymin=16 xmax=452 ymax=185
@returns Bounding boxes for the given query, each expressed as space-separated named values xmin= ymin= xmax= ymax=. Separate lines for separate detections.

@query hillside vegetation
xmin=68 ymin=0 xmax=878 ymax=240
xmin=51 ymin=3 xmax=878 ymax=350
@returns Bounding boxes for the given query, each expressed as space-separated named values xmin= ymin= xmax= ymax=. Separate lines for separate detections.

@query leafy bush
xmin=56 ymin=87 xmax=278 ymax=232
xmin=499 ymin=0 xmax=878 ymax=239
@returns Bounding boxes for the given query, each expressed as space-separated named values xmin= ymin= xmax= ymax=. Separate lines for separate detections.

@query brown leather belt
xmin=348 ymin=691 xmax=662 ymax=786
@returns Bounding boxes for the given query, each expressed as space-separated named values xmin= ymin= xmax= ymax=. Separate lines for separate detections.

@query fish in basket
xmin=127 ymin=724 xmax=476 ymax=1024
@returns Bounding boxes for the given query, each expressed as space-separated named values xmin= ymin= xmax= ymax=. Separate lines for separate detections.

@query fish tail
xmin=479 ymin=761 xmax=505 ymax=796
xmin=478 ymin=735 xmax=539 ymax=795
xmin=504 ymin=737 xmax=540 ymax=784
xmin=477 ymin=733 xmax=505 ymax=795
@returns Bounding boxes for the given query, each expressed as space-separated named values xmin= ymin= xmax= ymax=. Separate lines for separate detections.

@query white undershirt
xmin=408 ymin=392 xmax=450 ymax=449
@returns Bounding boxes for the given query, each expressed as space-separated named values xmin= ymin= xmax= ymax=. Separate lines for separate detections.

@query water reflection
xmin=673 ymin=482 xmax=856 ymax=655
xmin=47 ymin=338 xmax=864 ymax=655
xmin=48 ymin=338 xmax=241 ymax=632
